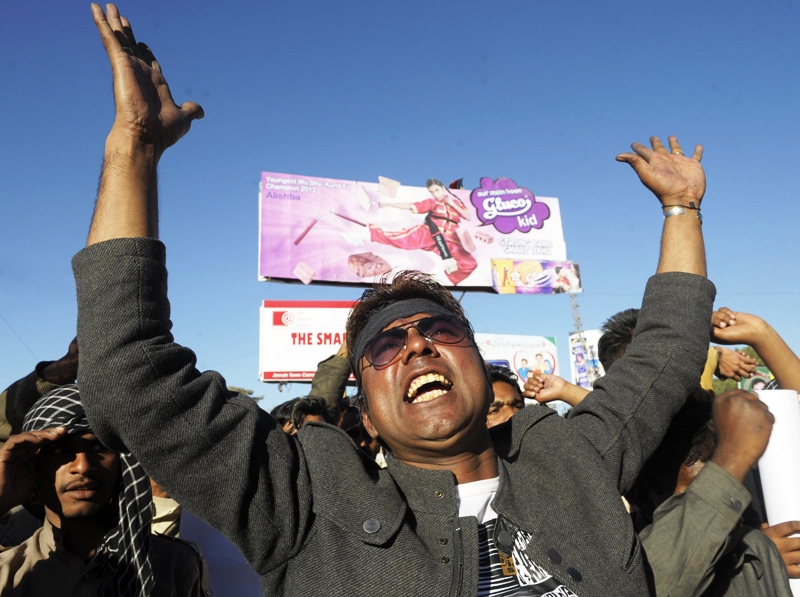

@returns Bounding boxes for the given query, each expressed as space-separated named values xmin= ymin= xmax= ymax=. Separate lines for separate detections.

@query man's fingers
xmin=120 ymin=16 xmax=138 ymax=47
xmin=119 ymin=16 xmax=144 ymax=59
xmin=770 ymin=520 xmax=800 ymax=536
xmin=178 ymin=98 xmax=203 ymax=121
xmin=667 ymin=135 xmax=684 ymax=156
xmin=631 ymin=142 xmax=654 ymax=160
xmin=105 ymin=3 xmax=125 ymax=34
xmin=139 ymin=43 xmax=160 ymax=71
xmin=92 ymin=3 xmax=125 ymax=56
xmin=692 ymin=144 xmax=704 ymax=162
xmin=615 ymin=153 xmax=645 ymax=172
xmin=1 ymin=428 xmax=66 ymax=460
xmin=711 ymin=308 xmax=737 ymax=328
xmin=781 ymin=539 xmax=800 ymax=554
xmin=650 ymin=136 xmax=667 ymax=153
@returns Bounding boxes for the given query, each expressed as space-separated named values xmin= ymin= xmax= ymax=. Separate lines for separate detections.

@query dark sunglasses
xmin=364 ymin=315 xmax=469 ymax=368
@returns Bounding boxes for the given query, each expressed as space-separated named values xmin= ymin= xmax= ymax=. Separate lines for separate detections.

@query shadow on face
xmin=34 ymin=433 xmax=120 ymax=522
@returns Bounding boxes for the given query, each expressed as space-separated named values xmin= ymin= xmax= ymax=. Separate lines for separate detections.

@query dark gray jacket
xmin=73 ymin=238 xmax=715 ymax=596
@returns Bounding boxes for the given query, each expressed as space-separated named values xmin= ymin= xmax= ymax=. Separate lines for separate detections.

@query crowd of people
xmin=2 ymin=3 xmax=800 ymax=596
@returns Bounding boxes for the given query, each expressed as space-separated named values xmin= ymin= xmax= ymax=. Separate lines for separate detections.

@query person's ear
xmin=361 ymin=407 xmax=380 ymax=440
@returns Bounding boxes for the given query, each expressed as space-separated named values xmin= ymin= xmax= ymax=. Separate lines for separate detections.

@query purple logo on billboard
xmin=470 ymin=177 xmax=550 ymax=234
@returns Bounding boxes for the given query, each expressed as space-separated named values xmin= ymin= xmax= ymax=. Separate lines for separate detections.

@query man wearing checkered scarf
xmin=0 ymin=385 xmax=207 ymax=597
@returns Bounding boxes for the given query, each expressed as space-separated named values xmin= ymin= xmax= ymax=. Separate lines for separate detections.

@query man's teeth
xmin=413 ymin=388 xmax=448 ymax=403
xmin=407 ymin=373 xmax=453 ymax=402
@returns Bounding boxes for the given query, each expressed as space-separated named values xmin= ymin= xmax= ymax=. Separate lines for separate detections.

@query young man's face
xmin=35 ymin=432 xmax=120 ymax=521
xmin=487 ymin=381 xmax=525 ymax=428
xmin=359 ymin=313 xmax=492 ymax=461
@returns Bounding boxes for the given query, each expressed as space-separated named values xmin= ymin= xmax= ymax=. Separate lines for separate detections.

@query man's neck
xmin=47 ymin=511 xmax=113 ymax=562
xmin=397 ymin=439 xmax=499 ymax=484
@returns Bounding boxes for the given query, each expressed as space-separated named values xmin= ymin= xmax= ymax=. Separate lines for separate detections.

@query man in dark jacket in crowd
xmin=74 ymin=4 xmax=714 ymax=595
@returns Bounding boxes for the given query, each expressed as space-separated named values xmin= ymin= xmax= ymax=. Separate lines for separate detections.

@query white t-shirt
xmin=456 ymin=476 xmax=499 ymax=523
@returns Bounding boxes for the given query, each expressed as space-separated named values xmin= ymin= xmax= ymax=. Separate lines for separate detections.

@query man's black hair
xmin=270 ymin=396 xmax=331 ymax=431
xmin=597 ymin=308 xmax=640 ymax=372
xmin=270 ymin=399 xmax=297 ymax=426
xmin=487 ymin=365 xmax=523 ymax=399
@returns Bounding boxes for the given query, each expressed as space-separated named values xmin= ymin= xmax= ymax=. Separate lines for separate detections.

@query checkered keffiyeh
xmin=23 ymin=385 xmax=154 ymax=597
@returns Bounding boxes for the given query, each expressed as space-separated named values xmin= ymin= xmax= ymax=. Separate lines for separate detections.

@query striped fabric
xmin=477 ymin=520 xmax=579 ymax=597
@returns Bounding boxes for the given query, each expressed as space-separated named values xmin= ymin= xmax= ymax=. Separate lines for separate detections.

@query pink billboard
xmin=258 ymin=172 xmax=567 ymax=289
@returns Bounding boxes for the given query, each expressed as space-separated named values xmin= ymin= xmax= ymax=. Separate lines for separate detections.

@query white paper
xmin=180 ymin=510 xmax=261 ymax=597
xmin=757 ymin=389 xmax=800 ymax=595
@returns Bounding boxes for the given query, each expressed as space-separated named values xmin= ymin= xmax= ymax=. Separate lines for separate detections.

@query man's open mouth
xmin=406 ymin=373 xmax=453 ymax=404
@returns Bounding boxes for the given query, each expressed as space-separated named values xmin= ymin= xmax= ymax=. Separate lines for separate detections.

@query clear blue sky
xmin=2 ymin=1 xmax=799 ymax=410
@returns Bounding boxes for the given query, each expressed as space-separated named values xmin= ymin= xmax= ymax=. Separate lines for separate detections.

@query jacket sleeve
xmin=73 ymin=238 xmax=312 ymax=575
xmin=639 ymin=462 xmax=752 ymax=597
xmin=567 ymin=272 xmax=716 ymax=493
xmin=307 ymin=354 xmax=351 ymax=411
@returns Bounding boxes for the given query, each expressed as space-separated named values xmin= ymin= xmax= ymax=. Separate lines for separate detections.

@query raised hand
xmin=92 ymin=3 xmax=203 ymax=155
xmin=523 ymin=373 xmax=589 ymax=407
xmin=711 ymin=307 xmax=800 ymax=393
xmin=714 ymin=346 xmax=758 ymax=381
xmin=523 ymin=372 xmax=563 ymax=404
xmin=616 ymin=135 xmax=705 ymax=208
xmin=711 ymin=307 xmax=769 ymax=346
xmin=0 ymin=428 xmax=66 ymax=515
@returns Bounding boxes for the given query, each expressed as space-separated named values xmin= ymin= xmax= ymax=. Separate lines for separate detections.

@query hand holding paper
xmin=761 ymin=520 xmax=800 ymax=578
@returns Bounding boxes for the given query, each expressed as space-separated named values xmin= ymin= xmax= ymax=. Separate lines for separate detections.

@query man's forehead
xmin=492 ymin=381 xmax=523 ymax=404
xmin=380 ymin=312 xmax=433 ymax=332
xmin=50 ymin=432 xmax=101 ymax=446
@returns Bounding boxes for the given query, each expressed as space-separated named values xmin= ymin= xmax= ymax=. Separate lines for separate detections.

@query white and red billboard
xmin=259 ymin=300 xmax=355 ymax=382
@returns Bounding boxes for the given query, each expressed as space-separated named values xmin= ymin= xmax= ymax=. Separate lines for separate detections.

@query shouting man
xmin=74 ymin=4 xmax=712 ymax=595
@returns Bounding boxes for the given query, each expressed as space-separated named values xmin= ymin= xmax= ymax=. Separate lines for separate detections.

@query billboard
xmin=474 ymin=332 xmax=566 ymax=413
xmin=568 ymin=330 xmax=605 ymax=390
xmin=739 ymin=366 xmax=774 ymax=392
xmin=259 ymin=300 xmax=355 ymax=382
xmin=258 ymin=173 xmax=567 ymax=290
xmin=491 ymin=259 xmax=581 ymax=294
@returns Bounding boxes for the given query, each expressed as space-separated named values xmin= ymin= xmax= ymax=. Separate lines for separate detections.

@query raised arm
xmin=568 ymin=136 xmax=713 ymax=493
xmin=711 ymin=308 xmax=800 ymax=393
xmin=86 ymin=3 xmax=203 ymax=245
xmin=75 ymin=5 xmax=310 ymax=574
